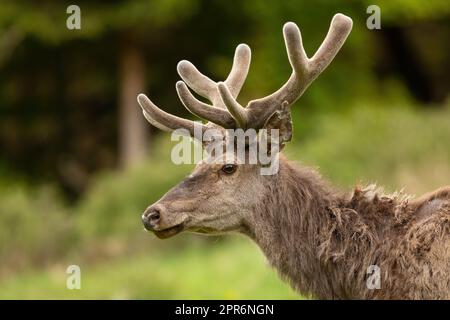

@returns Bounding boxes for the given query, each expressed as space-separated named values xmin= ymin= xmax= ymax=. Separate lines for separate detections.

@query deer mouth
xmin=153 ymin=223 xmax=184 ymax=239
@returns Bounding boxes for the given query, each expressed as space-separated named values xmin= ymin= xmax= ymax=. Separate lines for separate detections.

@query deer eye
xmin=221 ymin=164 xmax=237 ymax=175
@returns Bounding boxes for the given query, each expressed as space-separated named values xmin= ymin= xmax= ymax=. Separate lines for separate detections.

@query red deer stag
xmin=137 ymin=14 xmax=450 ymax=299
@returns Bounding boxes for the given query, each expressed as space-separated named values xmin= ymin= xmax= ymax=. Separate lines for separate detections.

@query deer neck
xmin=246 ymin=156 xmax=359 ymax=299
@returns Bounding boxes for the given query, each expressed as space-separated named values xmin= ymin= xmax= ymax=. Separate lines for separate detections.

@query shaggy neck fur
xmin=246 ymin=155 xmax=450 ymax=299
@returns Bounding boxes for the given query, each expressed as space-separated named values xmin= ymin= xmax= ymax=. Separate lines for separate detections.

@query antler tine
xmin=137 ymin=94 xmax=206 ymax=138
xmin=142 ymin=110 xmax=172 ymax=132
xmin=309 ymin=14 xmax=353 ymax=77
xmin=224 ymin=44 xmax=251 ymax=97
xmin=177 ymin=60 xmax=218 ymax=102
xmin=283 ymin=21 xmax=309 ymax=78
xmin=246 ymin=13 xmax=353 ymax=129
xmin=176 ymin=44 xmax=251 ymax=128
xmin=217 ymin=82 xmax=248 ymax=128
xmin=176 ymin=81 xmax=235 ymax=128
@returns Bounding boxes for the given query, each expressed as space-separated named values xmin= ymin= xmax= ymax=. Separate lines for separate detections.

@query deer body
xmin=136 ymin=14 xmax=450 ymax=299
xmin=249 ymin=156 xmax=450 ymax=299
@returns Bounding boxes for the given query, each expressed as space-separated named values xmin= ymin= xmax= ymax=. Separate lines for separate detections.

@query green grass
xmin=0 ymin=237 xmax=299 ymax=299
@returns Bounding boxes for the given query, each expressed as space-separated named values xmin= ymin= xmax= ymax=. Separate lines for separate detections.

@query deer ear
xmin=263 ymin=101 xmax=293 ymax=149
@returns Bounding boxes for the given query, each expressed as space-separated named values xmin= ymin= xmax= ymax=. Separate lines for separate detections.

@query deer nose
xmin=142 ymin=206 xmax=161 ymax=230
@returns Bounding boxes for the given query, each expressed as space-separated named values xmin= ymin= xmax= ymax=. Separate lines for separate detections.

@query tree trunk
xmin=118 ymin=37 xmax=148 ymax=168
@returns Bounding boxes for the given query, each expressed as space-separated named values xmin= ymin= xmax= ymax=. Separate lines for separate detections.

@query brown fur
xmin=249 ymin=155 xmax=450 ymax=299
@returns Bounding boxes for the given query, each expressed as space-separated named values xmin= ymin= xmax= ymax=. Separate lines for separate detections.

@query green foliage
xmin=0 ymin=0 xmax=200 ymax=42
xmin=0 ymin=239 xmax=299 ymax=299
xmin=75 ymin=137 xmax=193 ymax=240
xmin=0 ymin=185 xmax=73 ymax=269
xmin=287 ymin=102 xmax=450 ymax=193
xmin=362 ymin=0 xmax=450 ymax=22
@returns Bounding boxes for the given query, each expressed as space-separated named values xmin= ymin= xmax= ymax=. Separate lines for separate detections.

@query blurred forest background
xmin=0 ymin=0 xmax=449 ymax=299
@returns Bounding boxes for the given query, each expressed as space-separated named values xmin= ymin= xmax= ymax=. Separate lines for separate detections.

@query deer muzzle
xmin=141 ymin=204 xmax=186 ymax=239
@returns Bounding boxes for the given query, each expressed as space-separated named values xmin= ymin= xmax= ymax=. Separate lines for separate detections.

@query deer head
xmin=138 ymin=14 xmax=352 ymax=239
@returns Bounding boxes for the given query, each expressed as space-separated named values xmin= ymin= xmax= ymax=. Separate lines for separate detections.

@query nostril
xmin=148 ymin=210 xmax=160 ymax=222
xmin=142 ymin=206 xmax=162 ymax=229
